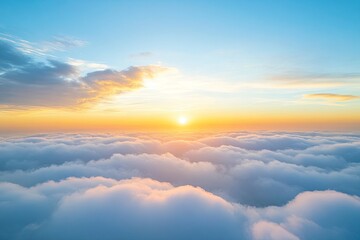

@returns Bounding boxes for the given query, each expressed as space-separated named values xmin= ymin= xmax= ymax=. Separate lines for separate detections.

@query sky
xmin=1 ymin=2 xmax=360 ymax=239
xmin=0 ymin=0 xmax=360 ymax=133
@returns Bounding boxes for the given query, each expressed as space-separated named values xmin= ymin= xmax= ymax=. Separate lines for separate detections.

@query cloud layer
xmin=0 ymin=132 xmax=359 ymax=239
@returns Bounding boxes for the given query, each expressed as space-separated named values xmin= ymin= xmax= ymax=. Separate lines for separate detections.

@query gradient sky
xmin=0 ymin=0 xmax=359 ymax=133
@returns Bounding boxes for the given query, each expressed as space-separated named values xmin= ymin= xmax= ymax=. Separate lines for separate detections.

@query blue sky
xmin=1 ymin=0 xmax=359 ymax=75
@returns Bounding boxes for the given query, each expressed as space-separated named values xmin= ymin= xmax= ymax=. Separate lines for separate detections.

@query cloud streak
xmin=263 ymin=73 xmax=360 ymax=89
xmin=0 ymin=33 xmax=85 ymax=55
xmin=304 ymin=93 xmax=359 ymax=102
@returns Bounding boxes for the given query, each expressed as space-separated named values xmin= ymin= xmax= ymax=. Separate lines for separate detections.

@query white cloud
xmin=252 ymin=221 xmax=300 ymax=240
xmin=0 ymin=132 xmax=359 ymax=239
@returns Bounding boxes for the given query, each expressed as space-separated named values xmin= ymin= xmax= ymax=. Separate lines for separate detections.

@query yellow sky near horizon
xmin=1 ymin=106 xmax=359 ymax=134
xmin=0 ymin=36 xmax=359 ymax=134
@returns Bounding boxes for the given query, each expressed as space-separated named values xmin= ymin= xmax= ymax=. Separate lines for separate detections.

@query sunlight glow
xmin=177 ymin=116 xmax=188 ymax=126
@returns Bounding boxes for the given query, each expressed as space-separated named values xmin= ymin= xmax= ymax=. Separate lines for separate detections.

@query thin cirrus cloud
xmin=67 ymin=58 xmax=108 ymax=71
xmin=129 ymin=51 xmax=153 ymax=58
xmin=262 ymin=73 xmax=360 ymax=89
xmin=39 ymin=36 xmax=87 ymax=53
xmin=0 ymin=132 xmax=359 ymax=239
xmin=304 ymin=93 xmax=360 ymax=102
xmin=0 ymin=33 xmax=86 ymax=55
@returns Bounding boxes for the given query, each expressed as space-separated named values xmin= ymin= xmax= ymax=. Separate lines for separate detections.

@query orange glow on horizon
xmin=0 ymin=108 xmax=359 ymax=134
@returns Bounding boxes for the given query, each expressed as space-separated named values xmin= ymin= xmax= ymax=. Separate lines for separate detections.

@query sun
xmin=177 ymin=116 xmax=188 ymax=126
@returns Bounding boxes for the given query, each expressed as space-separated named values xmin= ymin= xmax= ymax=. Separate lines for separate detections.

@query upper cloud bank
xmin=0 ymin=131 xmax=359 ymax=239
xmin=0 ymin=38 xmax=170 ymax=107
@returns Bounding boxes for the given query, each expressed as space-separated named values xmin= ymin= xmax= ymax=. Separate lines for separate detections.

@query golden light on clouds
xmin=304 ymin=93 xmax=360 ymax=102
xmin=0 ymin=34 xmax=359 ymax=134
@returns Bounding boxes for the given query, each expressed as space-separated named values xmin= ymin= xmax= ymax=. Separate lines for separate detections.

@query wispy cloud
xmin=40 ymin=36 xmax=87 ymax=52
xmin=67 ymin=58 xmax=108 ymax=71
xmin=254 ymin=73 xmax=360 ymax=89
xmin=0 ymin=33 xmax=86 ymax=56
xmin=129 ymin=51 xmax=153 ymax=58
xmin=304 ymin=93 xmax=359 ymax=102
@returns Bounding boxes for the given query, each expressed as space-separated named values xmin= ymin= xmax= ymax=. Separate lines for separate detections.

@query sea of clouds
xmin=0 ymin=131 xmax=359 ymax=240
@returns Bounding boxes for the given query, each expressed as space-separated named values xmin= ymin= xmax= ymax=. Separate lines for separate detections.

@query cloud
xmin=0 ymin=177 xmax=249 ymax=240
xmin=254 ymin=190 xmax=360 ymax=240
xmin=252 ymin=221 xmax=300 ymax=240
xmin=262 ymin=73 xmax=360 ymax=89
xmin=0 ymin=40 xmax=30 ymax=70
xmin=130 ymin=51 xmax=153 ymax=58
xmin=81 ymin=65 xmax=170 ymax=101
xmin=67 ymin=58 xmax=108 ymax=71
xmin=0 ymin=178 xmax=359 ymax=240
xmin=0 ymin=39 xmax=171 ymax=107
xmin=303 ymin=93 xmax=359 ymax=102
xmin=40 ymin=36 xmax=86 ymax=52
xmin=0 ymin=33 xmax=85 ymax=55
xmin=0 ymin=132 xmax=359 ymax=239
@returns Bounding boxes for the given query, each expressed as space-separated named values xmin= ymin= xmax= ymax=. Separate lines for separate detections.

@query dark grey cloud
xmin=0 ymin=132 xmax=359 ymax=239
